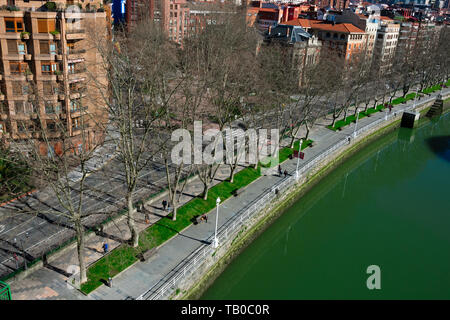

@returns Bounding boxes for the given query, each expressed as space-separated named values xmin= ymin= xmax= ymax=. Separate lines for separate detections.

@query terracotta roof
xmin=379 ymin=16 xmax=394 ymax=21
xmin=282 ymin=19 xmax=365 ymax=33
xmin=259 ymin=8 xmax=279 ymax=13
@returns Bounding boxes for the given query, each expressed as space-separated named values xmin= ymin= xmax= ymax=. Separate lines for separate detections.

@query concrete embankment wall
xmin=179 ymin=92 xmax=450 ymax=300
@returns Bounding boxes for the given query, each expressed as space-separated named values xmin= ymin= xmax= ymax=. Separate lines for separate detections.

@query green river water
xmin=202 ymin=112 xmax=450 ymax=299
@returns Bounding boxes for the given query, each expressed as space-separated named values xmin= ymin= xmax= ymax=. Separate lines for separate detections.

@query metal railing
xmin=135 ymin=88 xmax=449 ymax=300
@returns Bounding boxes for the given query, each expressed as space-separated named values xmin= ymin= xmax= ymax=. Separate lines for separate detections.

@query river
xmin=202 ymin=112 xmax=450 ymax=299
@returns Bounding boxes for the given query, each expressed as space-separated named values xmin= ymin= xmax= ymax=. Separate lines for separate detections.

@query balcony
xmin=66 ymin=29 xmax=86 ymax=40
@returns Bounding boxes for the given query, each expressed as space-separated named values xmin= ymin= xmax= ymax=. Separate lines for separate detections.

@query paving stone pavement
xmin=8 ymin=88 xmax=448 ymax=300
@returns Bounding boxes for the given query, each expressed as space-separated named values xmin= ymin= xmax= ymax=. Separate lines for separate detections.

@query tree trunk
xmin=229 ymin=165 xmax=236 ymax=183
xmin=127 ymin=194 xmax=139 ymax=247
xmin=289 ymin=136 xmax=295 ymax=149
xmin=203 ymin=184 xmax=210 ymax=200
xmin=75 ymin=220 xmax=87 ymax=284
xmin=172 ymin=199 xmax=178 ymax=221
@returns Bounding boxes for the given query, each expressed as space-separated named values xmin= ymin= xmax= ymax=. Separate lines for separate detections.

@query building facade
xmin=0 ymin=1 xmax=109 ymax=155
xmin=372 ymin=17 xmax=400 ymax=74
xmin=284 ymin=18 xmax=366 ymax=62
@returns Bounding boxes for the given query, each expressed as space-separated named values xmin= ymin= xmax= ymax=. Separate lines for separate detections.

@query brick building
xmin=0 ymin=1 xmax=109 ymax=155
xmin=284 ymin=18 xmax=366 ymax=62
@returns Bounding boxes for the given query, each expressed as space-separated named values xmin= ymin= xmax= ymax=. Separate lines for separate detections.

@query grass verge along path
xmin=80 ymin=140 xmax=312 ymax=294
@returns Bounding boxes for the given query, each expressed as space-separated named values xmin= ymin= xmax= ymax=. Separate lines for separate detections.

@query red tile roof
xmin=283 ymin=19 xmax=365 ymax=34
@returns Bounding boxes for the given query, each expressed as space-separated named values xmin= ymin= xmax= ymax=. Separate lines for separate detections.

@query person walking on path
xmin=162 ymin=200 xmax=167 ymax=211
xmin=278 ymin=165 xmax=282 ymax=177
xmin=102 ymin=242 xmax=109 ymax=254
xmin=388 ymin=104 xmax=392 ymax=113
xmin=284 ymin=169 xmax=288 ymax=177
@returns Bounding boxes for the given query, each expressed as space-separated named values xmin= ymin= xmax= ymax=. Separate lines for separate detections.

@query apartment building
xmin=0 ymin=1 xmax=108 ymax=155
xmin=284 ymin=19 xmax=366 ymax=62
xmin=335 ymin=10 xmax=378 ymax=64
xmin=371 ymin=16 xmax=400 ymax=74
xmin=265 ymin=23 xmax=322 ymax=86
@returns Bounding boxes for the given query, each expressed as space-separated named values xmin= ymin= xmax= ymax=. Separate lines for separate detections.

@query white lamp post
xmin=353 ymin=108 xmax=360 ymax=139
xmin=213 ymin=197 xmax=221 ymax=248
xmin=295 ymin=138 xmax=303 ymax=181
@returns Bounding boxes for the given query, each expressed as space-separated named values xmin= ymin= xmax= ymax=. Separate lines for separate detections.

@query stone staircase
xmin=426 ymin=94 xmax=444 ymax=118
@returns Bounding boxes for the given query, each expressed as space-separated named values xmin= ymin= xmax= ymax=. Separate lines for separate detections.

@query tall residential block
xmin=0 ymin=1 xmax=109 ymax=155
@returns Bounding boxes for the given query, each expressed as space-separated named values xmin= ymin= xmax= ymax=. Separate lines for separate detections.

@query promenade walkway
xmin=8 ymin=89 xmax=448 ymax=300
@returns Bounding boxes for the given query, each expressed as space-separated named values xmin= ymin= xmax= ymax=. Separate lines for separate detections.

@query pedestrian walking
xmin=284 ymin=169 xmax=288 ymax=177
xmin=102 ymin=242 xmax=109 ymax=254
xmin=278 ymin=165 xmax=282 ymax=176
xmin=204 ymin=215 xmax=208 ymax=223
xmin=389 ymin=104 xmax=392 ymax=113
xmin=162 ymin=199 xmax=167 ymax=211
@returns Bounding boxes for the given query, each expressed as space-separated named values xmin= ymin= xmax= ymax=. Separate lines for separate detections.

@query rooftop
xmin=283 ymin=19 xmax=365 ymax=34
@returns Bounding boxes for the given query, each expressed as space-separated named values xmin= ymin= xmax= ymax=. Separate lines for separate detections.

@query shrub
xmin=45 ymin=2 xmax=57 ymax=11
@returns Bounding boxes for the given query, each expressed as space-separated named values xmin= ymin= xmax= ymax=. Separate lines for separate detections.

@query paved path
xmin=7 ymin=89 xmax=448 ymax=299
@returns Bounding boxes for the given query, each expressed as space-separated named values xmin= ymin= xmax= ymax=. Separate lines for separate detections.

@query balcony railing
xmin=66 ymin=29 xmax=86 ymax=34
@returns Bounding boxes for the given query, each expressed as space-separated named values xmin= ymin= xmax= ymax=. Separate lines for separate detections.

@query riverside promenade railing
xmin=135 ymin=90 xmax=449 ymax=300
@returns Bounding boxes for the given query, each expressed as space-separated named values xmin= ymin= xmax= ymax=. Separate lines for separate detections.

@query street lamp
xmin=353 ymin=108 xmax=360 ymax=139
xmin=295 ymin=138 xmax=303 ymax=181
xmin=213 ymin=197 xmax=221 ymax=248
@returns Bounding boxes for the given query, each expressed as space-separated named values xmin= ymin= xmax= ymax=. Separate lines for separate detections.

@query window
xmin=67 ymin=42 xmax=75 ymax=54
xmin=5 ymin=18 xmax=24 ymax=33
xmin=50 ymin=43 xmax=57 ymax=55
xmin=72 ymin=117 xmax=80 ymax=129
xmin=7 ymin=40 xmax=25 ymax=54
xmin=45 ymin=102 xmax=61 ymax=114
xmin=37 ymin=19 xmax=56 ymax=33
xmin=18 ymin=44 xmax=26 ymax=55
xmin=47 ymin=145 xmax=55 ymax=158
xmin=10 ymin=62 xmax=28 ymax=74
xmin=42 ymin=62 xmax=58 ymax=74
xmin=40 ymin=41 xmax=50 ymax=54
xmin=68 ymin=63 xmax=75 ymax=74
xmin=70 ymin=99 xmax=80 ymax=112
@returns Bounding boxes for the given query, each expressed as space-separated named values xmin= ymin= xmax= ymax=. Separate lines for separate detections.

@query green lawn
xmin=327 ymin=112 xmax=367 ymax=131
xmin=422 ymin=84 xmax=442 ymax=95
xmin=326 ymin=91 xmax=423 ymax=132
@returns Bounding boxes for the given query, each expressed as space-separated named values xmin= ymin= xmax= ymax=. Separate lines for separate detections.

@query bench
xmin=138 ymin=248 xmax=157 ymax=262
xmin=233 ymin=188 xmax=244 ymax=197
